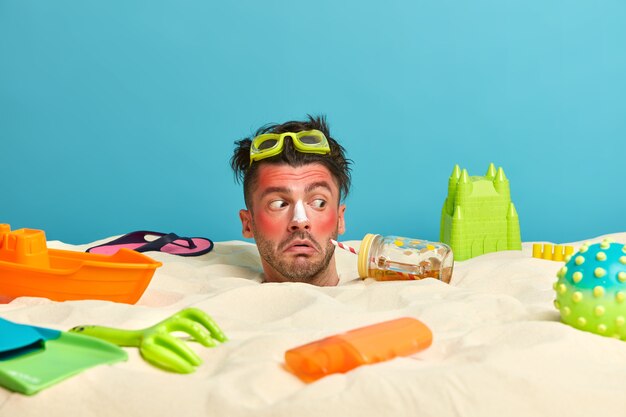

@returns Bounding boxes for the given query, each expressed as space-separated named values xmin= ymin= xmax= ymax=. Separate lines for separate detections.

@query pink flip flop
xmin=86 ymin=231 xmax=213 ymax=257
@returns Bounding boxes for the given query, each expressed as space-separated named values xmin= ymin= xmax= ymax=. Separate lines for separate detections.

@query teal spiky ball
xmin=554 ymin=239 xmax=626 ymax=339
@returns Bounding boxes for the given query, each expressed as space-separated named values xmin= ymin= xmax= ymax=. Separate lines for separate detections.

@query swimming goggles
xmin=249 ymin=129 xmax=331 ymax=165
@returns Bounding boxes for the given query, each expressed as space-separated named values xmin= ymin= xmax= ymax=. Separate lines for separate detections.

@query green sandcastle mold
xmin=440 ymin=163 xmax=521 ymax=261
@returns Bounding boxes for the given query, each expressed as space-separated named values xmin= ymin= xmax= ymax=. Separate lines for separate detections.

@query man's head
xmin=230 ymin=115 xmax=352 ymax=286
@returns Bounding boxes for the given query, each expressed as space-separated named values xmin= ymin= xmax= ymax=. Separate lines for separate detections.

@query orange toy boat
xmin=0 ymin=224 xmax=161 ymax=304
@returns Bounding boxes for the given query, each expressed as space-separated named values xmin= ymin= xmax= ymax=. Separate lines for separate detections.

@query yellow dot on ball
xmin=562 ymin=306 xmax=571 ymax=316
xmin=595 ymin=267 xmax=607 ymax=278
xmin=554 ymin=299 xmax=560 ymax=309
xmin=557 ymin=284 xmax=567 ymax=294
xmin=618 ymin=272 xmax=626 ymax=283
xmin=577 ymin=317 xmax=587 ymax=327
xmin=575 ymin=256 xmax=585 ymax=265
xmin=579 ymin=245 xmax=589 ymax=253
xmin=617 ymin=292 xmax=626 ymax=303
xmin=622 ymin=245 xmax=626 ymax=254
xmin=565 ymin=254 xmax=572 ymax=262
xmin=594 ymin=305 xmax=606 ymax=316
xmin=600 ymin=240 xmax=611 ymax=249
xmin=572 ymin=292 xmax=583 ymax=303
xmin=552 ymin=281 xmax=558 ymax=290
xmin=558 ymin=266 xmax=567 ymax=278
xmin=620 ymin=256 xmax=626 ymax=265
xmin=593 ymin=286 xmax=605 ymax=297
xmin=572 ymin=271 xmax=583 ymax=283
xmin=597 ymin=324 xmax=607 ymax=333
xmin=616 ymin=316 xmax=625 ymax=327
xmin=596 ymin=252 xmax=607 ymax=261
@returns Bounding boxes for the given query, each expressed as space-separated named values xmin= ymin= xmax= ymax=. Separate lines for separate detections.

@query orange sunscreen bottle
xmin=284 ymin=317 xmax=432 ymax=382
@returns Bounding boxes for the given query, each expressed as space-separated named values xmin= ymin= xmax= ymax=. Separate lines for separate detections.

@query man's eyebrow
xmin=259 ymin=186 xmax=290 ymax=199
xmin=305 ymin=181 xmax=333 ymax=194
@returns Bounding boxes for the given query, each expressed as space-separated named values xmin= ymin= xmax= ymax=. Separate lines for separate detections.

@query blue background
xmin=1 ymin=0 xmax=625 ymax=245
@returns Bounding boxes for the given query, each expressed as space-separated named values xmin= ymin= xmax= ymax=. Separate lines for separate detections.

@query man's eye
xmin=269 ymin=200 xmax=288 ymax=209
xmin=311 ymin=199 xmax=327 ymax=209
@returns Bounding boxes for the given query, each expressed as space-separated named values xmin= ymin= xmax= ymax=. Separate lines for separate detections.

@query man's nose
xmin=289 ymin=201 xmax=311 ymax=231
xmin=289 ymin=217 xmax=311 ymax=232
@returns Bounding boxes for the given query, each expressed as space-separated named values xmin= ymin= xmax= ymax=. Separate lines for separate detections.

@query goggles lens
xmin=298 ymin=134 xmax=324 ymax=145
xmin=257 ymin=138 xmax=279 ymax=150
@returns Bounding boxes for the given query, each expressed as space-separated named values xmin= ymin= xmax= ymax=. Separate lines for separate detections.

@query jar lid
xmin=357 ymin=233 xmax=378 ymax=279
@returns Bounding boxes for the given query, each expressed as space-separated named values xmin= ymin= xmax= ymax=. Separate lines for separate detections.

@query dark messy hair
xmin=230 ymin=115 xmax=352 ymax=209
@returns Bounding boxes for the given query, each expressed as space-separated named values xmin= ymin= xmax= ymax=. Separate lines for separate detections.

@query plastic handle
xmin=285 ymin=317 xmax=432 ymax=382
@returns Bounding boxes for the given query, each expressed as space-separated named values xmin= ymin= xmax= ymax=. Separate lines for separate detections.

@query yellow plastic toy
xmin=0 ymin=224 xmax=161 ymax=304
xmin=532 ymin=243 xmax=574 ymax=261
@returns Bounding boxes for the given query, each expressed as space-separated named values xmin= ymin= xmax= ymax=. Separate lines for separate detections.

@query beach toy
xmin=70 ymin=308 xmax=228 ymax=373
xmin=440 ymin=163 xmax=521 ymax=261
xmin=285 ymin=317 xmax=432 ymax=382
xmin=532 ymin=243 xmax=575 ymax=261
xmin=0 ymin=317 xmax=126 ymax=395
xmin=554 ymin=239 xmax=626 ymax=339
xmin=0 ymin=224 xmax=161 ymax=304
xmin=332 ymin=235 xmax=453 ymax=283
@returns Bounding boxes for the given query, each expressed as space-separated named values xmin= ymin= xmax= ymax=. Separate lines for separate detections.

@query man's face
xmin=239 ymin=163 xmax=346 ymax=286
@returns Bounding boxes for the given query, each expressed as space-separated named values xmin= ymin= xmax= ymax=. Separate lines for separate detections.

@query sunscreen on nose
xmin=292 ymin=200 xmax=308 ymax=223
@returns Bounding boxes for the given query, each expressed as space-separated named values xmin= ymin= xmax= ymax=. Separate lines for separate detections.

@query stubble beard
xmin=255 ymin=228 xmax=338 ymax=283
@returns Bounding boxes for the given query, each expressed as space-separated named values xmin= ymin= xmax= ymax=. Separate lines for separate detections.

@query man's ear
xmin=337 ymin=204 xmax=346 ymax=235
xmin=239 ymin=209 xmax=254 ymax=238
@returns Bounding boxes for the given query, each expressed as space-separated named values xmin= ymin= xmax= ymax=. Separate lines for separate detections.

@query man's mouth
xmin=283 ymin=239 xmax=318 ymax=255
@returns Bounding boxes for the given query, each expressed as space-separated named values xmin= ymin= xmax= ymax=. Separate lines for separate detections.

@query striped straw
xmin=330 ymin=239 xmax=359 ymax=255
